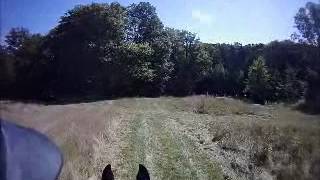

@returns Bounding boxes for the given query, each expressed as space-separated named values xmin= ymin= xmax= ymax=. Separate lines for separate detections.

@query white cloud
xmin=191 ymin=10 xmax=213 ymax=24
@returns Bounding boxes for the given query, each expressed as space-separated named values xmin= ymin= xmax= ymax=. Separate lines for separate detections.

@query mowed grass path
xmin=117 ymin=99 xmax=222 ymax=180
xmin=1 ymin=96 xmax=319 ymax=180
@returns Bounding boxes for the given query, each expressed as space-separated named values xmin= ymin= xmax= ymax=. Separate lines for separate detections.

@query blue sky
xmin=1 ymin=0 xmax=318 ymax=44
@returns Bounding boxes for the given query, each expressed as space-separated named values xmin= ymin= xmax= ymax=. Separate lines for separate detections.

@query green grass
xmin=3 ymin=96 xmax=319 ymax=179
xmin=117 ymin=99 xmax=223 ymax=180
xmin=119 ymin=113 xmax=148 ymax=179
xmin=186 ymin=96 xmax=256 ymax=115
xmin=185 ymin=96 xmax=320 ymax=180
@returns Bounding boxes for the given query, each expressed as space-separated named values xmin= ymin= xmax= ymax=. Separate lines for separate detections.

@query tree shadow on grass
xmin=294 ymin=103 xmax=320 ymax=115
xmin=0 ymin=96 xmax=113 ymax=105
xmin=0 ymin=94 xmax=157 ymax=105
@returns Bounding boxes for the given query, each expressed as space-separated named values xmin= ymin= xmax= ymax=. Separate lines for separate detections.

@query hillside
xmin=1 ymin=96 xmax=320 ymax=180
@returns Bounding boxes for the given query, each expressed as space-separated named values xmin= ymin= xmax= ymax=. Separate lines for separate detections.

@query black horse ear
xmin=102 ymin=164 xmax=114 ymax=180
xmin=136 ymin=164 xmax=150 ymax=180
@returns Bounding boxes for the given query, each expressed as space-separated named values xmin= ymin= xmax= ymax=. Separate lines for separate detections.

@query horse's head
xmin=101 ymin=164 xmax=150 ymax=180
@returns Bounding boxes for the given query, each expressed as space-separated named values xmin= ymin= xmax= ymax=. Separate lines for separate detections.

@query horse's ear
xmin=136 ymin=164 xmax=150 ymax=180
xmin=102 ymin=164 xmax=114 ymax=180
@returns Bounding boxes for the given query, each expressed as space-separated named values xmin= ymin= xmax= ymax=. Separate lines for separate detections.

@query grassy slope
xmin=1 ymin=96 xmax=319 ymax=180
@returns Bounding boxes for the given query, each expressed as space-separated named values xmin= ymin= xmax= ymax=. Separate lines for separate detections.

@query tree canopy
xmin=293 ymin=1 xmax=320 ymax=111
xmin=294 ymin=2 xmax=320 ymax=46
xmin=0 ymin=1 xmax=319 ymax=110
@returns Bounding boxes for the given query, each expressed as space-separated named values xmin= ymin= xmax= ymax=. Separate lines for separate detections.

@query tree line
xmin=0 ymin=2 xmax=319 ymax=110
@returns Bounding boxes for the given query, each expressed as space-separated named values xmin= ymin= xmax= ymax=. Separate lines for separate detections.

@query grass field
xmin=1 ymin=96 xmax=319 ymax=180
